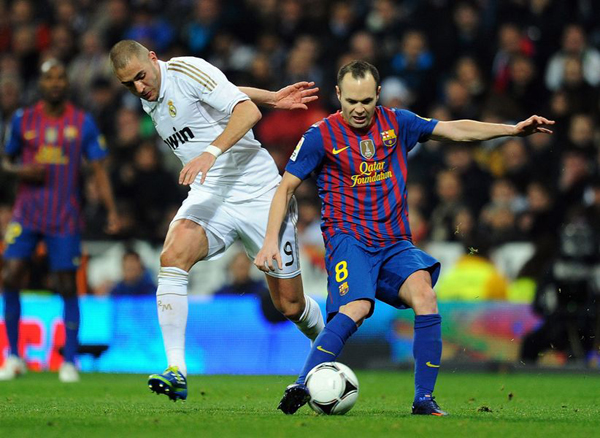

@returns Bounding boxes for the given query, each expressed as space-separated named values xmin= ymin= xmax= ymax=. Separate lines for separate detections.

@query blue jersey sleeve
xmin=394 ymin=109 xmax=438 ymax=152
xmin=82 ymin=114 xmax=108 ymax=161
xmin=285 ymin=124 xmax=325 ymax=180
xmin=4 ymin=110 xmax=24 ymax=156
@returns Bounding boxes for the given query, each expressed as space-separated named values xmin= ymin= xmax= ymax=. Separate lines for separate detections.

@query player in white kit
xmin=109 ymin=40 xmax=324 ymax=401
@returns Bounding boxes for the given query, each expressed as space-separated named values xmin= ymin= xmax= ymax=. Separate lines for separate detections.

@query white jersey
xmin=142 ymin=57 xmax=281 ymax=201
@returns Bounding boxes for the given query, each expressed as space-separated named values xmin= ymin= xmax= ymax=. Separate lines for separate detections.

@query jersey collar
xmin=157 ymin=60 xmax=168 ymax=102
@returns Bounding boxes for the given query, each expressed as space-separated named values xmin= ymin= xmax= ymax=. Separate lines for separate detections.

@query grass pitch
xmin=0 ymin=371 xmax=598 ymax=438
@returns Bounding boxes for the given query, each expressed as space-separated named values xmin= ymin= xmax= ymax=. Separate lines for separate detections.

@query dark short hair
xmin=337 ymin=60 xmax=380 ymax=89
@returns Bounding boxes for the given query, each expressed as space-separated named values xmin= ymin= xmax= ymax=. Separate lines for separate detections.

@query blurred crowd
xmin=1 ymin=0 xmax=600 ymax=294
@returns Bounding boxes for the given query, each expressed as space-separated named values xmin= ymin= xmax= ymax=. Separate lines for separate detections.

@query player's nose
xmin=135 ymin=81 xmax=145 ymax=94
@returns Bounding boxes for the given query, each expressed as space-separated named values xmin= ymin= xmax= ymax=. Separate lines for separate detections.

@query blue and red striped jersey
xmin=4 ymin=101 xmax=107 ymax=235
xmin=286 ymin=106 xmax=437 ymax=247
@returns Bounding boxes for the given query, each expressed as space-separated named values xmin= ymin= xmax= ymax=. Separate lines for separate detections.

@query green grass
xmin=0 ymin=371 xmax=599 ymax=438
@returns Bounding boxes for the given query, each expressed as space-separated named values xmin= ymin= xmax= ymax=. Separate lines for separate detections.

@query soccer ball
xmin=305 ymin=362 xmax=359 ymax=415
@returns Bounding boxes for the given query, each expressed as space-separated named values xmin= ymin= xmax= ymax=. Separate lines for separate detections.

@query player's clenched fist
xmin=179 ymin=152 xmax=216 ymax=185
xmin=254 ymin=240 xmax=282 ymax=272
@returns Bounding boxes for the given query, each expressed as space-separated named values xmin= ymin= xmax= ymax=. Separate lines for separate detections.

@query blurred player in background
xmin=255 ymin=60 xmax=554 ymax=416
xmin=0 ymin=59 xmax=119 ymax=383
xmin=109 ymin=40 xmax=324 ymax=401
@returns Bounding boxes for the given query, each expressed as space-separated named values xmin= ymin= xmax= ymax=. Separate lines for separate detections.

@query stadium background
xmin=0 ymin=0 xmax=599 ymax=374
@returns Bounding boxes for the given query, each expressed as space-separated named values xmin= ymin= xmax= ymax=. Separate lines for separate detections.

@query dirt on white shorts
xmin=171 ymin=186 xmax=300 ymax=278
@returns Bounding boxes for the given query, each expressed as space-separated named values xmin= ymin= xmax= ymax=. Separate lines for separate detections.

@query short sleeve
xmin=394 ymin=109 xmax=438 ymax=152
xmin=4 ymin=110 xmax=24 ymax=156
xmin=82 ymin=114 xmax=108 ymax=161
xmin=285 ymin=124 xmax=325 ymax=181
xmin=169 ymin=57 xmax=249 ymax=114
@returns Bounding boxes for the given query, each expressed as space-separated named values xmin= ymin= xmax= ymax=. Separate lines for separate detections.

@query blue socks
xmin=62 ymin=297 xmax=80 ymax=363
xmin=297 ymin=312 xmax=357 ymax=384
xmin=413 ymin=314 xmax=442 ymax=401
xmin=3 ymin=288 xmax=21 ymax=356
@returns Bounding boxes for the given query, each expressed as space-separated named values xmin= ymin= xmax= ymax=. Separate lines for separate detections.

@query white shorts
xmin=171 ymin=186 xmax=301 ymax=278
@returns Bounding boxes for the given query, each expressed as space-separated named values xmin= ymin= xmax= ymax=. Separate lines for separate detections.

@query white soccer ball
xmin=305 ymin=362 xmax=359 ymax=415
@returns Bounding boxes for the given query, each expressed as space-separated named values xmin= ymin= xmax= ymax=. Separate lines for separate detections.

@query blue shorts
xmin=3 ymin=222 xmax=81 ymax=271
xmin=324 ymin=233 xmax=441 ymax=319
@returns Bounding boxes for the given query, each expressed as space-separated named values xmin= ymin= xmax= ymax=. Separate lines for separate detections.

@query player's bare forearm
xmin=255 ymin=172 xmax=302 ymax=272
xmin=431 ymin=115 xmax=554 ymax=142
xmin=265 ymin=184 xmax=294 ymax=244
xmin=91 ymin=160 xmax=120 ymax=233
xmin=210 ymin=99 xmax=261 ymax=153
xmin=179 ymin=100 xmax=262 ymax=185
xmin=240 ymin=82 xmax=318 ymax=110
xmin=238 ymin=87 xmax=276 ymax=107
xmin=2 ymin=156 xmax=46 ymax=183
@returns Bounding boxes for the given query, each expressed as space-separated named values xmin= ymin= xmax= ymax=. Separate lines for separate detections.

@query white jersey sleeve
xmin=169 ymin=57 xmax=249 ymax=115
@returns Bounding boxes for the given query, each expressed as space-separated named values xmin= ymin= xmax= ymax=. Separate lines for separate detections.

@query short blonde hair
xmin=109 ymin=40 xmax=149 ymax=71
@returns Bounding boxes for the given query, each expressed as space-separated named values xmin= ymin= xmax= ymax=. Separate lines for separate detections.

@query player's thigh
xmin=44 ymin=233 xmax=82 ymax=272
xmin=166 ymin=191 xmax=238 ymax=268
xmin=376 ymin=245 xmax=440 ymax=310
xmin=324 ymin=234 xmax=378 ymax=320
xmin=162 ymin=219 xmax=210 ymax=270
xmin=3 ymin=222 xmax=38 ymax=288
xmin=3 ymin=221 xmax=38 ymax=261
xmin=233 ymin=190 xmax=301 ymax=279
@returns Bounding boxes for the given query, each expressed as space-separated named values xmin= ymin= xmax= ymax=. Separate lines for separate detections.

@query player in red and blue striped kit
xmin=255 ymin=60 xmax=554 ymax=415
xmin=0 ymin=60 xmax=119 ymax=382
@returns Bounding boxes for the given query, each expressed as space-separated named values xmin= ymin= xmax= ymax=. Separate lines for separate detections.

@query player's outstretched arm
xmin=179 ymin=99 xmax=262 ymax=185
xmin=430 ymin=115 xmax=555 ymax=142
xmin=239 ymin=82 xmax=319 ymax=111
xmin=255 ymin=172 xmax=303 ymax=273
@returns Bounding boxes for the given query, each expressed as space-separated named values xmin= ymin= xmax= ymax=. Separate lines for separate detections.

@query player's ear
xmin=376 ymin=86 xmax=381 ymax=101
xmin=148 ymin=51 xmax=158 ymax=63
xmin=336 ymin=85 xmax=341 ymax=102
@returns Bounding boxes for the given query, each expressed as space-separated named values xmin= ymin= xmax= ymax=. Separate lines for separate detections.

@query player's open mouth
xmin=353 ymin=116 xmax=366 ymax=124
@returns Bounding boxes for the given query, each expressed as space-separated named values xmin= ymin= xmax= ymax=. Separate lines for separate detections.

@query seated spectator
xmin=109 ymin=249 xmax=156 ymax=296
xmin=214 ymin=251 xmax=286 ymax=323
xmin=213 ymin=251 xmax=267 ymax=297
xmin=429 ymin=170 xmax=466 ymax=241
xmin=436 ymin=240 xmax=509 ymax=301
xmin=545 ymin=23 xmax=600 ymax=91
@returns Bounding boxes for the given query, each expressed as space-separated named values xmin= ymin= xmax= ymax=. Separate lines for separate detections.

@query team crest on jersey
xmin=24 ymin=130 xmax=37 ymax=140
xmin=45 ymin=127 xmax=58 ymax=144
xmin=339 ymin=282 xmax=349 ymax=296
xmin=360 ymin=139 xmax=375 ymax=159
xmin=64 ymin=126 xmax=79 ymax=140
xmin=381 ymin=129 xmax=397 ymax=147
xmin=168 ymin=100 xmax=177 ymax=117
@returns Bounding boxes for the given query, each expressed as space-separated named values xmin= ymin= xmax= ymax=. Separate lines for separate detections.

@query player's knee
xmin=2 ymin=265 xmax=24 ymax=290
xmin=339 ymin=299 xmax=372 ymax=324
xmin=412 ymin=286 xmax=438 ymax=314
xmin=54 ymin=274 xmax=77 ymax=298
xmin=160 ymin=247 xmax=190 ymax=270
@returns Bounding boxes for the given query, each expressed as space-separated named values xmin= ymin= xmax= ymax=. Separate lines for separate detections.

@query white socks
xmin=157 ymin=267 xmax=189 ymax=376
xmin=294 ymin=295 xmax=325 ymax=341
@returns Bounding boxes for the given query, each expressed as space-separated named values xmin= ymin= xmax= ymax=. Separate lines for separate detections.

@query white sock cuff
xmin=158 ymin=267 xmax=189 ymax=288
xmin=299 ymin=295 xmax=315 ymax=322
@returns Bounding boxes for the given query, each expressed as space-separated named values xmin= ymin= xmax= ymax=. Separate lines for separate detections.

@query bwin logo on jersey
xmin=165 ymin=126 xmax=195 ymax=150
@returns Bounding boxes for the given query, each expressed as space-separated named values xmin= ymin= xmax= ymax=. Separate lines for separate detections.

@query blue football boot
xmin=412 ymin=396 xmax=448 ymax=416
xmin=278 ymin=383 xmax=310 ymax=415
xmin=148 ymin=366 xmax=188 ymax=401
